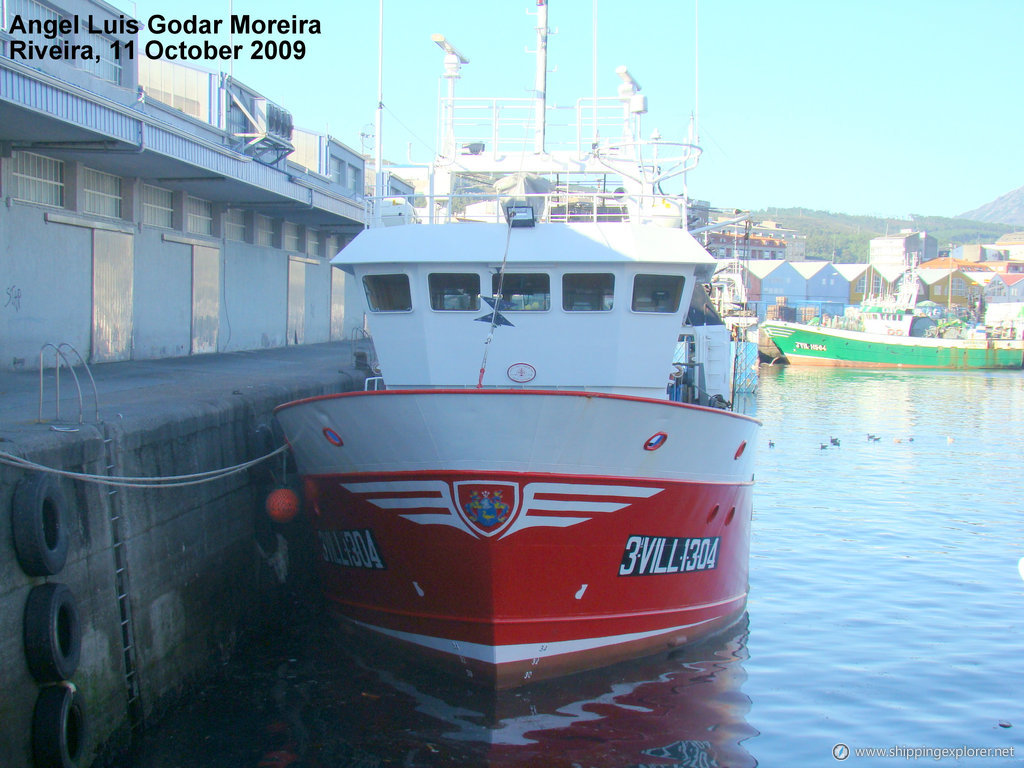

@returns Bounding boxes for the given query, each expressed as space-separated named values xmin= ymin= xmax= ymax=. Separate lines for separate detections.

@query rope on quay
xmin=0 ymin=445 xmax=291 ymax=489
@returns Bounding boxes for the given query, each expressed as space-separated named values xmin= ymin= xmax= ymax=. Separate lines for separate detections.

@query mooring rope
xmin=476 ymin=214 xmax=516 ymax=388
xmin=0 ymin=444 xmax=290 ymax=489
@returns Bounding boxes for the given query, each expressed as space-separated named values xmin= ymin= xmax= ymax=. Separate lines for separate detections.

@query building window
xmin=4 ymin=0 xmax=66 ymax=45
xmin=138 ymin=58 xmax=208 ymax=121
xmin=282 ymin=221 xmax=300 ymax=251
xmin=225 ymin=208 xmax=246 ymax=241
xmin=330 ymin=156 xmax=346 ymax=186
xmin=255 ymin=215 xmax=274 ymax=247
xmin=186 ymin=195 xmax=213 ymax=235
xmin=323 ymin=234 xmax=337 ymax=258
xmin=10 ymin=151 xmax=64 ymax=207
xmin=82 ymin=167 xmax=122 ymax=218
xmin=78 ymin=31 xmax=122 ymax=84
xmin=429 ymin=273 xmax=480 ymax=310
xmin=563 ymin=273 xmax=614 ymax=311
xmin=952 ymin=278 xmax=966 ymax=297
xmin=306 ymin=229 xmax=320 ymax=257
xmin=142 ymin=184 xmax=173 ymax=227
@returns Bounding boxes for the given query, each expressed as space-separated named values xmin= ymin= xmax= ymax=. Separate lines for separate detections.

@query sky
xmin=107 ymin=0 xmax=1023 ymax=219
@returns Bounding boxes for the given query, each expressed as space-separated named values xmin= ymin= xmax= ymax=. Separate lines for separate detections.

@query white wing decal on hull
xmin=339 ymin=479 xmax=664 ymax=540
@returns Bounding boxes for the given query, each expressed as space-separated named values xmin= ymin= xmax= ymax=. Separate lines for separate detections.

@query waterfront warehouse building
xmin=1 ymin=0 xmax=370 ymax=372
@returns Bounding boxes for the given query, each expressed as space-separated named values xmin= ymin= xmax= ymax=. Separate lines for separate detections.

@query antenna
xmin=694 ymin=0 xmax=699 ymax=143
xmin=533 ymin=0 xmax=550 ymax=154
xmin=432 ymin=34 xmax=468 ymax=159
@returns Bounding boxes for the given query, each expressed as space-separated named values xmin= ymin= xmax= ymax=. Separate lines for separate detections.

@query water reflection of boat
xmin=313 ymin=616 xmax=757 ymax=767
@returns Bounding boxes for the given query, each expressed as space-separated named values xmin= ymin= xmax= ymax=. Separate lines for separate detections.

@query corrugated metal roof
xmin=1 ymin=59 xmax=363 ymax=226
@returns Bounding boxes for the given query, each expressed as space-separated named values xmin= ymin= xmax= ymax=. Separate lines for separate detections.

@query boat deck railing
xmin=441 ymin=96 xmax=635 ymax=159
xmin=390 ymin=188 xmax=699 ymax=228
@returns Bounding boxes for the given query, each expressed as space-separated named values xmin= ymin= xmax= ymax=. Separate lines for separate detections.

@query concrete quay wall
xmin=0 ymin=343 xmax=365 ymax=768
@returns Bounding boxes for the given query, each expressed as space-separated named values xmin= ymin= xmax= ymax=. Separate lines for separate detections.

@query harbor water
xmin=124 ymin=366 xmax=1024 ymax=767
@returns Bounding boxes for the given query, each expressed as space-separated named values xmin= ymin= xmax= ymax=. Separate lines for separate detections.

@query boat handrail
xmin=372 ymin=188 xmax=697 ymax=227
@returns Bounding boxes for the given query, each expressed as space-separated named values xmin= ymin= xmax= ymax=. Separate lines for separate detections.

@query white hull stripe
xmin=352 ymin=620 xmax=713 ymax=665
xmin=350 ymin=609 xmax=734 ymax=666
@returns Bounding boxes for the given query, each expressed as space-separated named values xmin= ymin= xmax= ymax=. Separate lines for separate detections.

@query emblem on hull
xmin=454 ymin=481 xmax=519 ymax=537
xmin=339 ymin=479 xmax=664 ymax=540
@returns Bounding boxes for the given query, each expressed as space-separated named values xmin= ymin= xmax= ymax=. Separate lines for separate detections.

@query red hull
xmin=302 ymin=468 xmax=752 ymax=688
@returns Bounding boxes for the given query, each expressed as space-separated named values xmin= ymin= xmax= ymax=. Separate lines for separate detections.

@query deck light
xmin=506 ymin=206 xmax=536 ymax=227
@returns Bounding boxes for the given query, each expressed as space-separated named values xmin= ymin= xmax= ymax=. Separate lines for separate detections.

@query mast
xmin=374 ymin=0 xmax=385 ymax=226
xmin=534 ymin=0 xmax=549 ymax=154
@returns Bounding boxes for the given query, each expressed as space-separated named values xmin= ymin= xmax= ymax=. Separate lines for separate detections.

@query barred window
xmin=10 ymin=151 xmax=64 ymax=207
xmin=82 ymin=167 xmax=122 ymax=218
xmin=283 ymin=221 xmax=300 ymax=251
xmin=4 ymin=0 xmax=65 ymax=45
xmin=186 ymin=195 xmax=213 ymax=235
xmin=255 ymin=214 xmax=274 ymax=247
xmin=306 ymin=229 xmax=320 ymax=257
xmin=224 ymin=208 xmax=246 ymax=242
xmin=78 ymin=31 xmax=122 ymax=84
xmin=142 ymin=184 xmax=173 ymax=228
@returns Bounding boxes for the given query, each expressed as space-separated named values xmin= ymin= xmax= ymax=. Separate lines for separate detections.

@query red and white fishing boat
xmin=275 ymin=2 xmax=759 ymax=688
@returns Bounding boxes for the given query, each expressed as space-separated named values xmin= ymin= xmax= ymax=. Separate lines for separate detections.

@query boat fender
xmin=24 ymin=583 xmax=82 ymax=683
xmin=12 ymin=473 xmax=71 ymax=577
xmin=266 ymin=488 xmax=301 ymax=523
xmin=32 ymin=683 xmax=86 ymax=768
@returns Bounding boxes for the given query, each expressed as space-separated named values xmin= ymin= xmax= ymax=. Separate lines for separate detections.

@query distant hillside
xmin=750 ymin=207 xmax=1014 ymax=263
xmin=959 ymin=186 xmax=1024 ymax=226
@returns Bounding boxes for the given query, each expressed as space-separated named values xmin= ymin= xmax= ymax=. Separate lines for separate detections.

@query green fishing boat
xmin=762 ymin=266 xmax=1024 ymax=369
xmin=761 ymin=318 xmax=1024 ymax=369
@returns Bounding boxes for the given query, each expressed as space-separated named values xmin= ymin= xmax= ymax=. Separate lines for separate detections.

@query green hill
xmin=752 ymin=208 xmax=1015 ymax=263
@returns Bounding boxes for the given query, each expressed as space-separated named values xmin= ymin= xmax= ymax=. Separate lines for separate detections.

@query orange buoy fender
xmin=12 ymin=473 xmax=70 ymax=577
xmin=24 ymin=583 xmax=82 ymax=683
xmin=32 ymin=683 xmax=86 ymax=768
xmin=266 ymin=488 xmax=301 ymax=523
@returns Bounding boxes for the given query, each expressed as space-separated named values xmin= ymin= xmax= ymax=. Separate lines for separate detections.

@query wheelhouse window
xmin=491 ymin=273 xmax=550 ymax=311
xmin=363 ymin=274 xmax=412 ymax=312
xmin=429 ymin=273 xmax=480 ymax=311
xmin=631 ymin=274 xmax=685 ymax=313
xmin=563 ymin=273 xmax=614 ymax=311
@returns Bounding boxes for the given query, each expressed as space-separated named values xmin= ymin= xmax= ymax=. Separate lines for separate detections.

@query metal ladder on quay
xmin=103 ymin=432 xmax=144 ymax=736
xmin=38 ymin=342 xmax=144 ymax=734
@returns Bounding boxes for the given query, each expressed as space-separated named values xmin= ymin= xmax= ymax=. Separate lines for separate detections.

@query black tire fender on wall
xmin=32 ymin=684 xmax=87 ymax=768
xmin=24 ymin=583 xmax=82 ymax=683
xmin=12 ymin=473 xmax=71 ymax=577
